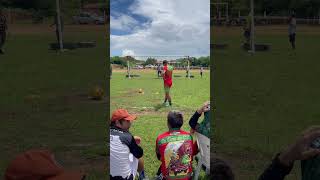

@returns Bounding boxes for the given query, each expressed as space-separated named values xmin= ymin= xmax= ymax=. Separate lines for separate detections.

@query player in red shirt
xmin=156 ymin=111 xmax=198 ymax=180
xmin=162 ymin=60 xmax=173 ymax=106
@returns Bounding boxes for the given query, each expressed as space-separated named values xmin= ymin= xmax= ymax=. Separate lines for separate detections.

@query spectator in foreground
xmin=189 ymin=101 xmax=210 ymax=138
xmin=156 ymin=111 xmax=198 ymax=180
xmin=211 ymin=155 xmax=235 ymax=180
xmin=259 ymin=126 xmax=320 ymax=180
xmin=5 ymin=149 xmax=85 ymax=180
xmin=110 ymin=109 xmax=146 ymax=180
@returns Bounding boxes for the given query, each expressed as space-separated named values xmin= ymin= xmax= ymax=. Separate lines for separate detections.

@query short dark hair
xmin=211 ymin=157 xmax=235 ymax=180
xmin=163 ymin=60 xmax=168 ymax=65
xmin=167 ymin=111 xmax=183 ymax=129
xmin=110 ymin=119 xmax=125 ymax=126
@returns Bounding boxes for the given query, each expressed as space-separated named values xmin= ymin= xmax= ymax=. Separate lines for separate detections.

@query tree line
xmin=213 ymin=0 xmax=320 ymax=17
xmin=110 ymin=56 xmax=210 ymax=67
xmin=0 ymin=0 xmax=106 ymax=18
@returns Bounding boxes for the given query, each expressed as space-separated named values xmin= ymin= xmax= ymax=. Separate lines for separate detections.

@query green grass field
xmin=213 ymin=25 xmax=320 ymax=180
xmin=0 ymin=24 xmax=107 ymax=179
xmin=110 ymin=69 xmax=210 ymax=179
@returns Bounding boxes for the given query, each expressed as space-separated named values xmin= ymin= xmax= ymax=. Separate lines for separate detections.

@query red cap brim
xmin=123 ymin=114 xmax=137 ymax=121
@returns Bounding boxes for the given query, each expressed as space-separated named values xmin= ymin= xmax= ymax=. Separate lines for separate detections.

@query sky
xmin=110 ymin=0 xmax=210 ymax=59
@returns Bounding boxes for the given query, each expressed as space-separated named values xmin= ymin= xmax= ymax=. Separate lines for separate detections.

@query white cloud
xmin=111 ymin=0 xmax=210 ymax=57
xmin=110 ymin=14 xmax=139 ymax=31
xmin=122 ymin=49 xmax=135 ymax=56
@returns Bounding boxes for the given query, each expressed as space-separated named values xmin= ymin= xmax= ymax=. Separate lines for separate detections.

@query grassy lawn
xmin=110 ymin=69 xmax=210 ymax=179
xmin=213 ymin=25 xmax=320 ymax=180
xmin=0 ymin=24 xmax=107 ymax=179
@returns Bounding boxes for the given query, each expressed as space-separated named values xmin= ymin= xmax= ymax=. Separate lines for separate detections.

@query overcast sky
xmin=110 ymin=0 xmax=210 ymax=59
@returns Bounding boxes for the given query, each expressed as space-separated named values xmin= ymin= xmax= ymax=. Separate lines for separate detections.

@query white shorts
xmin=129 ymin=153 xmax=139 ymax=177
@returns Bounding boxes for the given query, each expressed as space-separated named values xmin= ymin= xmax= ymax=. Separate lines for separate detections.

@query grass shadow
xmin=154 ymin=103 xmax=164 ymax=111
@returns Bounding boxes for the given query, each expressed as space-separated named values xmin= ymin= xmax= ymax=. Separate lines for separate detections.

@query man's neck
xmin=169 ymin=128 xmax=180 ymax=132
xmin=113 ymin=125 xmax=127 ymax=131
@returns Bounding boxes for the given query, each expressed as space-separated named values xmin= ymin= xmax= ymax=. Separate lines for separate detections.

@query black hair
xmin=211 ymin=157 xmax=235 ymax=180
xmin=163 ymin=60 xmax=168 ymax=65
xmin=167 ymin=111 xmax=183 ymax=129
xmin=110 ymin=119 xmax=125 ymax=126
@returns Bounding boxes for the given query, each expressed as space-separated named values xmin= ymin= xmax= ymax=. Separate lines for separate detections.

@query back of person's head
xmin=5 ymin=149 xmax=85 ymax=180
xmin=211 ymin=157 xmax=235 ymax=180
xmin=167 ymin=111 xmax=183 ymax=129
xmin=163 ymin=60 xmax=168 ymax=65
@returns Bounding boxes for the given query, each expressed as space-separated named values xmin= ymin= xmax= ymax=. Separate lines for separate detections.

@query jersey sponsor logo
xmin=164 ymin=141 xmax=192 ymax=177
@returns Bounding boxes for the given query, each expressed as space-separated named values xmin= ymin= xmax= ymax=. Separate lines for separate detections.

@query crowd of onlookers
xmin=4 ymin=98 xmax=320 ymax=180
xmin=109 ymin=100 xmax=320 ymax=180
xmin=110 ymin=101 xmax=211 ymax=180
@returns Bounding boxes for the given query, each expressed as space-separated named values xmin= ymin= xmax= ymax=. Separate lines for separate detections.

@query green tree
xmin=144 ymin=58 xmax=157 ymax=66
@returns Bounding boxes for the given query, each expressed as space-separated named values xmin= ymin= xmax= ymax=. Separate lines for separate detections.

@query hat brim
xmin=47 ymin=171 xmax=85 ymax=180
xmin=123 ymin=114 xmax=137 ymax=121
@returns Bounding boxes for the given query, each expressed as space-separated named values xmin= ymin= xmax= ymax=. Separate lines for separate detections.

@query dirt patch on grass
xmin=43 ymin=90 xmax=107 ymax=113
xmin=131 ymin=108 xmax=168 ymax=116
xmin=9 ymin=24 xmax=106 ymax=35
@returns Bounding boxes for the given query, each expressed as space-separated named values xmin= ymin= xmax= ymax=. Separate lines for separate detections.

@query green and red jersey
xmin=163 ymin=65 xmax=173 ymax=87
xmin=156 ymin=130 xmax=197 ymax=180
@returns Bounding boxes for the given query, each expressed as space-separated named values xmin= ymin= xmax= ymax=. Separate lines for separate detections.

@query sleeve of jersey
xmin=121 ymin=134 xmax=144 ymax=159
xmin=189 ymin=111 xmax=201 ymax=129
xmin=155 ymin=137 xmax=161 ymax=160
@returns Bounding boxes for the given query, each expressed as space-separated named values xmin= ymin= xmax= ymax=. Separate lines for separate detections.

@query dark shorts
xmin=0 ymin=31 xmax=6 ymax=46
xmin=110 ymin=174 xmax=133 ymax=180
xmin=289 ymin=33 xmax=296 ymax=42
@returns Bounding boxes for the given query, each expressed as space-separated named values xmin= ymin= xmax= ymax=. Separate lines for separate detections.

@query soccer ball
xmin=90 ymin=86 xmax=104 ymax=100
xmin=139 ymin=89 xmax=143 ymax=93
